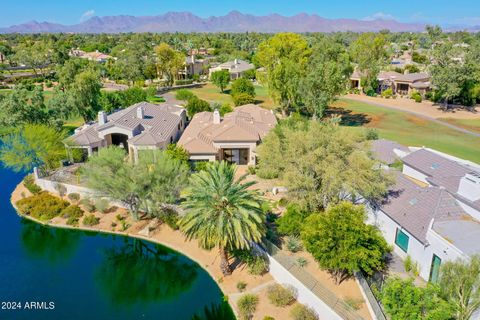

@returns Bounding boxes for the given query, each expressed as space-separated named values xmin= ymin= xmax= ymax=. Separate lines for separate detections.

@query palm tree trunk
xmin=219 ymin=246 xmax=232 ymax=276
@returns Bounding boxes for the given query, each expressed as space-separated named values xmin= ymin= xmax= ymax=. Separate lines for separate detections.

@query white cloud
xmin=363 ymin=12 xmax=396 ymax=21
xmin=80 ymin=9 xmax=95 ymax=22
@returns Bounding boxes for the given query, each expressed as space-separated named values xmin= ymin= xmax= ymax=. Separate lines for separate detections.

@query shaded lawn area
xmin=188 ymin=82 xmax=276 ymax=109
xmin=439 ymin=118 xmax=480 ymax=134
xmin=331 ymin=98 xmax=480 ymax=163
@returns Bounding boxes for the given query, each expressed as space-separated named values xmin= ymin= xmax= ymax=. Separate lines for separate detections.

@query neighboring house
xmin=208 ymin=59 xmax=254 ymax=80
xmin=178 ymin=55 xmax=210 ymax=79
xmin=69 ymin=49 xmax=113 ymax=63
xmin=65 ymin=102 xmax=186 ymax=162
xmin=367 ymin=147 xmax=480 ymax=282
xmin=177 ymin=104 xmax=277 ymax=165
xmin=350 ymin=71 xmax=431 ymax=96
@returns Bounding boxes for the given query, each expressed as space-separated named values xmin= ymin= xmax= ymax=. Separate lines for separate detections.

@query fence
xmin=355 ymin=272 xmax=387 ymax=320
xmin=263 ymin=241 xmax=366 ymax=320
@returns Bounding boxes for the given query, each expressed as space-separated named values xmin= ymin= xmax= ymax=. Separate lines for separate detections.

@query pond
xmin=0 ymin=166 xmax=234 ymax=320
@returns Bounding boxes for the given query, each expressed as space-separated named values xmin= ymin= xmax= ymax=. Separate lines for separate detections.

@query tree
xmin=350 ymin=33 xmax=388 ymax=93
xmin=381 ymin=277 xmax=453 ymax=320
xmin=81 ymin=147 xmax=188 ymax=220
xmin=439 ymin=255 xmax=480 ymax=320
xmin=255 ymin=33 xmax=311 ymax=116
xmin=13 ymin=41 xmax=51 ymax=76
xmin=186 ymin=96 xmax=211 ymax=117
xmin=179 ymin=161 xmax=266 ymax=275
xmin=56 ymin=58 xmax=92 ymax=91
xmin=154 ymin=43 xmax=185 ymax=87
xmin=231 ymin=78 xmax=255 ymax=97
xmin=301 ymin=202 xmax=390 ymax=283
xmin=70 ymin=70 xmax=102 ymax=122
xmin=165 ymin=144 xmax=190 ymax=165
xmin=299 ymin=39 xmax=352 ymax=118
xmin=0 ymin=124 xmax=67 ymax=172
xmin=256 ymin=120 xmax=392 ymax=211
xmin=210 ymin=70 xmax=230 ymax=93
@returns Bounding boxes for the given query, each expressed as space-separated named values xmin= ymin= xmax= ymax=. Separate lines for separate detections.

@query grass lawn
xmin=332 ymin=98 xmax=480 ymax=163
xmin=63 ymin=115 xmax=84 ymax=133
xmin=439 ymin=118 xmax=480 ymax=134
xmin=188 ymin=82 xmax=276 ymax=109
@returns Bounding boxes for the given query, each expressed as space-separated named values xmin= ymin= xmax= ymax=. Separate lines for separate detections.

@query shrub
xmin=266 ymin=284 xmax=296 ymax=307
xmin=256 ymin=167 xmax=279 ymax=179
xmin=16 ymin=192 xmax=69 ymax=221
xmin=277 ymin=204 xmax=309 ymax=236
xmin=286 ymin=236 xmax=303 ymax=253
xmin=247 ymin=166 xmax=256 ymax=175
xmin=45 ymin=80 xmax=53 ymax=88
xmin=297 ymin=257 xmax=308 ymax=268
xmin=23 ymin=174 xmax=41 ymax=194
xmin=66 ymin=216 xmax=79 ymax=226
xmin=175 ymin=79 xmax=193 ymax=86
xmin=381 ymin=88 xmax=393 ymax=98
xmin=232 ymin=92 xmax=255 ymax=106
xmin=79 ymin=198 xmax=95 ymax=213
xmin=175 ymin=89 xmax=195 ymax=101
xmin=159 ymin=208 xmax=179 ymax=230
xmin=278 ymin=197 xmax=289 ymax=207
xmin=61 ymin=205 xmax=84 ymax=219
xmin=410 ymin=91 xmax=422 ymax=103
xmin=116 ymin=214 xmax=125 ymax=221
xmin=237 ymin=281 xmax=247 ymax=292
xmin=186 ymin=96 xmax=211 ymax=117
xmin=248 ymin=255 xmax=269 ymax=275
xmin=67 ymin=193 xmax=80 ymax=202
xmin=365 ymin=128 xmax=379 ymax=140
xmin=404 ymin=255 xmax=413 ymax=272
xmin=290 ymin=304 xmax=318 ymax=320
xmin=95 ymin=198 xmax=110 ymax=213
xmin=231 ymin=78 xmax=255 ymax=98
xmin=219 ymin=102 xmax=233 ymax=116
xmin=237 ymin=294 xmax=259 ymax=320
xmin=344 ymin=297 xmax=363 ymax=311
xmin=120 ymin=220 xmax=131 ymax=231
xmin=54 ymin=183 xmax=67 ymax=198
xmin=263 ymin=317 xmax=275 ymax=320
xmin=83 ymin=214 xmax=100 ymax=226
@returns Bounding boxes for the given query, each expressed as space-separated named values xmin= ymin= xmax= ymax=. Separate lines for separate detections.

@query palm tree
xmin=179 ymin=161 xmax=266 ymax=275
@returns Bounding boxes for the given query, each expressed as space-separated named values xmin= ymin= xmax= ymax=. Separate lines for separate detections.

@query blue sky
xmin=1 ymin=0 xmax=480 ymax=27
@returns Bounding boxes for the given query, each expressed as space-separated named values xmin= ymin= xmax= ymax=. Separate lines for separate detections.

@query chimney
xmin=458 ymin=172 xmax=480 ymax=202
xmin=191 ymin=54 xmax=195 ymax=63
xmin=98 ymin=111 xmax=107 ymax=125
xmin=234 ymin=58 xmax=238 ymax=65
xmin=213 ymin=109 xmax=221 ymax=124
xmin=137 ymin=106 xmax=145 ymax=119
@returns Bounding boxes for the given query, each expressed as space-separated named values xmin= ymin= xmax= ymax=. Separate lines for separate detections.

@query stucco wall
xmin=402 ymin=164 xmax=429 ymax=184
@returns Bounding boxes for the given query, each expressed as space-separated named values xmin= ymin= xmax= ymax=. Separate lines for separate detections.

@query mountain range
xmin=0 ymin=11 xmax=428 ymax=33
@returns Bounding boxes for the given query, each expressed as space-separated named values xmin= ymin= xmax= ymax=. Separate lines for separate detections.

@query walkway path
xmin=345 ymin=95 xmax=480 ymax=138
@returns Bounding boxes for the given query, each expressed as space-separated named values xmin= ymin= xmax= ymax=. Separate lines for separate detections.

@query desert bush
xmin=175 ymin=79 xmax=193 ymax=85
xmin=158 ymin=208 xmax=179 ymax=230
xmin=237 ymin=294 xmax=259 ymax=320
xmin=381 ymin=88 xmax=393 ymax=98
xmin=256 ymin=166 xmax=279 ymax=179
xmin=277 ymin=204 xmax=309 ymax=236
xmin=237 ymin=281 xmax=247 ymax=292
xmin=290 ymin=304 xmax=318 ymax=320
xmin=410 ymin=91 xmax=422 ymax=103
xmin=61 ymin=205 xmax=84 ymax=219
xmin=286 ymin=236 xmax=303 ymax=253
xmin=247 ymin=165 xmax=256 ymax=175
xmin=79 ymin=198 xmax=95 ymax=213
xmin=266 ymin=284 xmax=296 ymax=307
xmin=54 ymin=183 xmax=67 ymax=198
xmin=67 ymin=193 xmax=80 ymax=202
xmin=297 ymin=257 xmax=308 ymax=268
xmin=23 ymin=174 xmax=41 ymax=194
xmin=344 ymin=297 xmax=363 ymax=310
xmin=16 ymin=192 xmax=69 ymax=221
xmin=66 ymin=216 xmax=79 ymax=226
xmin=248 ymin=255 xmax=269 ymax=275
xmin=263 ymin=317 xmax=275 ymax=320
xmin=232 ymin=92 xmax=255 ymax=106
xmin=364 ymin=128 xmax=379 ymax=140
xmin=83 ymin=214 xmax=100 ymax=226
xmin=95 ymin=198 xmax=110 ymax=213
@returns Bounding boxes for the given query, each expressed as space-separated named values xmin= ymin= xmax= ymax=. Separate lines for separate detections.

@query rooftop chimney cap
xmin=213 ymin=109 xmax=221 ymax=124
xmin=137 ymin=106 xmax=145 ymax=119
xmin=98 ymin=111 xmax=107 ymax=125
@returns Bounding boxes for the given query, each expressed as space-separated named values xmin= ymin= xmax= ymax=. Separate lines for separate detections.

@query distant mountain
xmin=0 ymin=11 xmax=426 ymax=33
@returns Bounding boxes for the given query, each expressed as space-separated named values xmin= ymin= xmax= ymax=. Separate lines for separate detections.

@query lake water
xmin=0 ymin=166 xmax=233 ymax=320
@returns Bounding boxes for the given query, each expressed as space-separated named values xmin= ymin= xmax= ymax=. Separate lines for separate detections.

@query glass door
xmin=429 ymin=254 xmax=441 ymax=283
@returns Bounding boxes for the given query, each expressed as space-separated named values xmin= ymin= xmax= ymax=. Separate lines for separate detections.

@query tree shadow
xmin=191 ymin=300 xmax=236 ymax=320
xmin=324 ymin=107 xmax=371 ymax=127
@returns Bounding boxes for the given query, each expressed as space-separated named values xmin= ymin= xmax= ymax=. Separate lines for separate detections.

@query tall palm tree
xmin=179 ymin=161 xmax=266 ymax=275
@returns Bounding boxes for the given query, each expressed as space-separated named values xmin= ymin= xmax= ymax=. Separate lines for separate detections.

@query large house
xmin=65 ymin=102 xmax=186 ymax=162
xmin=350 ymin=71 xmax=431 ymax=96
xmin=178 ymin=55 xmax=211 ymax=79
xmin=367 ymin=146 xmax=480 ymax=282
xmin=177 ymin=104 xmax=277 ymax=165
xmin=208 ymin=59 xmax=255 ymax=80
xmin=69 ymin=49 xmax=113 ymax=63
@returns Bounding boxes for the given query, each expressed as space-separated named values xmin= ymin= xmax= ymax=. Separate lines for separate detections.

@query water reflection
xmin=20 ymin=219 xmax=80 ymax=264
xmin=95 ymin=238 xmax=198 ymax=306
xmin=191 ymin=301 xmax=236 ymax=320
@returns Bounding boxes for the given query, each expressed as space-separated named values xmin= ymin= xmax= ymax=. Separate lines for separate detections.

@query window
xmin=429 ymin=255 xmax=441 ymax=283
xmin=395 ymin=228 xmax=409 ymax=252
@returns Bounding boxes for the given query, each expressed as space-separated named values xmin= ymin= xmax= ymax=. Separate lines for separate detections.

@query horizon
xmin=1 ymin=0 xmax=480 ymax=29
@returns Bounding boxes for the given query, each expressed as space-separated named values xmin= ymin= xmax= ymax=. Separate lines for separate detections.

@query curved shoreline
xmin=9 ymin=182 xmax=267 ymax=318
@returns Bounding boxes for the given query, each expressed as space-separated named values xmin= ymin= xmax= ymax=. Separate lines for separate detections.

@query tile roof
xmin=371 ymin=139 xmax=409 ymax=164
xmin=178 ymin=104 xmax=277 ymax=155
xmin=68 ymin=102 xmax=185 ymax=147
xmin=394 ymin=72 xmax=430 ymax=83
xmin=215 ymin=59 xmax=254 ymax=74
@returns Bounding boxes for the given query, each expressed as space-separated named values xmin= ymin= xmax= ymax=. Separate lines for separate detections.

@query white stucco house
xmin=65 ymin=102 xmax=186 ymax=162
xmin=367 ymin=146 xmax=480 ymax=283
xmin=208 ymin=59 xmax=255 ymax=80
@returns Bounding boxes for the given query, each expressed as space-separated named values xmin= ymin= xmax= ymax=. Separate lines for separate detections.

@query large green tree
xmin=381 ymin=277 xmax=453 ymax=320
xmin=439 ymin=255 xmax=480 ymax=320
xmin=301 ymin=202 xmax=390 ymax=283
xmin=210 ymin=70 xmax=230 ymax=93
xmin=299 ymin=39 xmax=352 ymax=118
xmin=256 ymin=119 xmax=392 ymax=211
xmin=154 ymin=43 xmax=185 ymax=87
xmin=0 ymin=124 xmax=67 ymax=172
xmin=70 ymin=69 xmax=102 ymax=122
xmin=255 ymin=33 xmax=311 ymax=116
xmin=179 ymin=161 xmax=266 ymax=275
xmin=350 ymin=33 xmax=388 ymax=93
